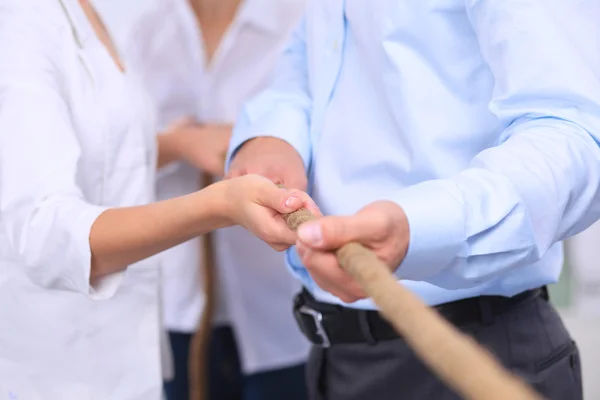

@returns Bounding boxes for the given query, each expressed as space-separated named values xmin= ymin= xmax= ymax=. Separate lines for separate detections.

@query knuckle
xmin=300 ymin=251 xmax=313 ymax=266
xmin=352 ymin=288 xmax=366 ymax=300
xmin=258 ymin=226 xmax=274 ymax=242
xmin=339 ymin=294 xmax=358 ymax=304
xmin=271 ymin=243 xmax=289 ymax=252
xmin=366 ymin=213 xmax=389 ymax=241
xmin=314 ymin=279 xmax=334 ymax=294
xmin=265 ymin=225 xmax=291 ymax=245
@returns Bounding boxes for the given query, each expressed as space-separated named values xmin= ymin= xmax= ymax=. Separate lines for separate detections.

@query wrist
xmin=389 ymin=203 xmax=410 ymax=270
xmin=159 ymin=119 xmax=201 ymax=162
xmin=157 ymin=131 xmax=183 ymax=168
xmin=193 ymin=180 xmax=235 ymax=230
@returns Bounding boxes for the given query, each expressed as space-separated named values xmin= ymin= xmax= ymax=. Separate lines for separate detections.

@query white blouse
xmin=0 ymin=1 xmax=162 ymax=398
xmin=126 ymin=0 xmax=309 ymax=374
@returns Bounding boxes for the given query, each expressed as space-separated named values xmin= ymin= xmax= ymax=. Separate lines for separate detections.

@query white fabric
xmin=0 ymin=1 xmax=163 ymax=398
xmin=126 ymin=0 xmax=310 ymax=373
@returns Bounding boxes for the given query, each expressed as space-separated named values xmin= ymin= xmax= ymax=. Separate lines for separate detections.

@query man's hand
xmin=226 ymin=137 xmax=308 ymax=191
xmin=158 ymin=117 xmax=231 ymax=176
xmin=295 ymin=201 xmax=410 ymax=303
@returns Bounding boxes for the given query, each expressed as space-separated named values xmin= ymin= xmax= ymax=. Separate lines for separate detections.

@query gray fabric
xmin=306 ymin=296 xmax=583 ymax=400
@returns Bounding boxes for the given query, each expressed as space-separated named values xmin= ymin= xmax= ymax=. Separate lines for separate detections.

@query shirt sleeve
xmin=0 ymin=13 xmax=119 ymax=299
xmin=225 ymin=15 xmax=313 ymax=172
xmin=394 ymin=1 xmax=600 ymax=288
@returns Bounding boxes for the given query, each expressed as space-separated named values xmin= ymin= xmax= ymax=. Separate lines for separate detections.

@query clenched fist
xmin=226 ymin=137 xmax=308 ymax=191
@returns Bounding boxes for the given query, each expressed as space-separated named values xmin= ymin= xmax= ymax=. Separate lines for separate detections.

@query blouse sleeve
xmin=0 ymin=8 xmax=122 ymax=300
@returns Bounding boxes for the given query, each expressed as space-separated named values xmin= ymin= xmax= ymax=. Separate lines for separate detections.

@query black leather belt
xmin=293 ymin=287 xmax=548 ymax=347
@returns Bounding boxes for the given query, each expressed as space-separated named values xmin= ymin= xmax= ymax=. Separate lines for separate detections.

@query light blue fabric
xmin=226 ymin=1 xmax=600 ymax=309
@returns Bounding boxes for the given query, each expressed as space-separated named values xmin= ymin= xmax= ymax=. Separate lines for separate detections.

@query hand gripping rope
xmin=282 ymin=206 xmax=543 ymax=400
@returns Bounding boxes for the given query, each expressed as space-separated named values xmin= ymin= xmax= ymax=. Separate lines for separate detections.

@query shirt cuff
xmin=89 ymin=271 xmax=126 ymax=300
xmin=225 ymin=104 xmax=311 ymax=173
xmin=69 ymin=203 xmax=124 ymax=300
xmin=391 ymin=180 xmax=465 ymax=281
xmin=285 ymin=246 xmax=317 ymax=292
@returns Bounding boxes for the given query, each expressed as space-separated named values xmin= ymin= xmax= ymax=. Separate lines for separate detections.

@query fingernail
xmin=285 ymin=196 xmax=301 ymax=208
xmin=298 ymin=223 xmax=323 ymax=246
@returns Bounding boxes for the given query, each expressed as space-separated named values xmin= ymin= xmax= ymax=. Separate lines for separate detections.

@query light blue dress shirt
xmin=226 ymin=1 xmax=600 ymax=309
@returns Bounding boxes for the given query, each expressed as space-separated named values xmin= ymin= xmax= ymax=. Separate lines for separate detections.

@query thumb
xmin=258 ymin=185 xmax=311 ymax=214
xmin=297 ymin=215 xmax=364 ymax=250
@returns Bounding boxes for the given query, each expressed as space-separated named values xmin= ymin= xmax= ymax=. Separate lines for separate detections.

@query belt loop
xmin=478 ymin=297 xmax=494 ymax=326
xmin=357 ymin=310 xmax=377 ymax=345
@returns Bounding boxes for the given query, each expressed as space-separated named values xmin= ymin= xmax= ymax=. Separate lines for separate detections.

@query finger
xmin=296 ymin=213 xmax=375 ymax=250
xmin=287 ymin=190 xmax=322 ymax=217
xmin=297 ymin=242 xmax=366 ymax=301
xmin=257 ymin=184 xmax=316 ymax=215
xmin=296 ymin=244 xmax=343 ymax=295
xmin=271 ymin=184 xmax=321 ymax=217
xmin=253 ymin=220 xmax=296 ymax=249
xmin=309 ymin=265 xmax=365 ymax=303
xmin=311 ymin=275 xmax=353 ymax=302
xmin=306 ymin=265 xmax=362 ymax=304
xmin=264 ymin=217 xmax=298 ymax=246
xmin=270 ymin=242 xmax=291 ymax=252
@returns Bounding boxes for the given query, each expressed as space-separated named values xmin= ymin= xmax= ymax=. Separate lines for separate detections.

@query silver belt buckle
xmin=298 ymin=305 xmax=331 ymax=348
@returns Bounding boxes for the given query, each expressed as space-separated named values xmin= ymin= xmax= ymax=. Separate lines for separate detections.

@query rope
xmin=189 ymin=173 xmax=218 ymax=400
xmin=283 ymin=207 xmax=544 ymax=400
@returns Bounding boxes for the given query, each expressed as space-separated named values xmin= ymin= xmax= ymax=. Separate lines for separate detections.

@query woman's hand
xmin=220 ymin=175 xmax=321 ymax=251
xmin=158 ymin=117 xmax=231 ymax=176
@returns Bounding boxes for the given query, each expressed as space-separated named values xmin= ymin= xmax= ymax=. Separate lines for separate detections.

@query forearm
xmin=396 ymin=117 xmax=600 ymax=288
xmin=89 ymin=181 xmax=231 ymax=278
xmin=157 ymin=132 xmax=181 ymax=169
xmin=393 ymin=0 xmax=600 ymax=287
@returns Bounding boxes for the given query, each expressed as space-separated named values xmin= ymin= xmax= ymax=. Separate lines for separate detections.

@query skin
xmin=90 ymin=175 xmax=321 ymax=278
xmin=227 ymin=137 xmax=309 ymax=190
xmin=157 ymin=117 xmax=231 ymax=176
xmin=190 ymin=0 xmax=241 ymax=65
xmin=295 ymin=201 xmax=409 ymax=303
xmin=228 ymin=137 xmax=411 ymax=303
xmin=78 ymin=1 xmax=322 ymax=280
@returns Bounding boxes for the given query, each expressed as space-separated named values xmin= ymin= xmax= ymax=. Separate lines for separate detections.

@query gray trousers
xmin=306 ymin=295 xmax=583 ymax=400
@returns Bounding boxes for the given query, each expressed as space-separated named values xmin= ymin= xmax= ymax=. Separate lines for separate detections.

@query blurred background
xmin=95 ymin=1 xmax=600 ymax=398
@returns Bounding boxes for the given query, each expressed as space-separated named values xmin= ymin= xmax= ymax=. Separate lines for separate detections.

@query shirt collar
xmin=57 ymin=0 xmax=95 ymax=48
xmin=176 ymin=0 xmax=283 ymax=36
xmin=236 ymin=0 xmax=282 ymax=35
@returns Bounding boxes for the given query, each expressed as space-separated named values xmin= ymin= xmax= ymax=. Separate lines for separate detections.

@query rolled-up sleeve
xmin=0 ymin=14 xmax=117 ymax=299
xmin=395 ymin=1 xmax=600 ymax=287
xmin=225 ymin=16 xmax=313 ymax=171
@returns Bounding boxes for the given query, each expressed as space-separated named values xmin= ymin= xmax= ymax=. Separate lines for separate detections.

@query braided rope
xmin=283 ymin=207 xmax=543 ymax=400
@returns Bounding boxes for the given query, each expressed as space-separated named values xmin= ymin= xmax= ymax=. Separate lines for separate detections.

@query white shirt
xmin=127 ymin=0 xmax=309 ymax=373
xmin=0 ymin=1 xmax=163 ymax=398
